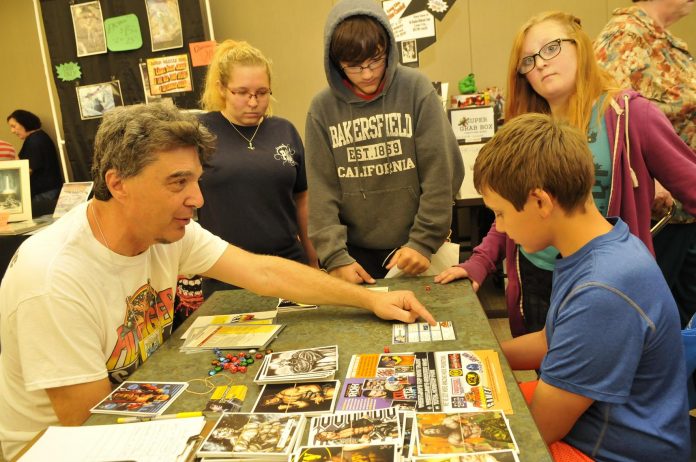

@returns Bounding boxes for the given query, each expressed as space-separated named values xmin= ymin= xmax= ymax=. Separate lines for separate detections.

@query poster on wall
xmin=383 ymin=0 xmax=436 ymax=67
xmin=145 ymin=0 xmax=184 ymax=52
xmin=75 ymin=80 xmax=124 ymax=120
xmin=146 ymin=54 xmax=192 ymax=95
xmin=70 ymin=1 xmax=107 ymax=57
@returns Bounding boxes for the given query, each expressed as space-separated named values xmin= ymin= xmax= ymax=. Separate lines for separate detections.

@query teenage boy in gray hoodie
xmin=305 ymin=0 xmax=464 ymax=284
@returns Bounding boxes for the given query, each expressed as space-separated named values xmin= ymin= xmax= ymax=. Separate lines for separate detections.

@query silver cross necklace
xmin=224 ymin=113 xmax=263 ymax=150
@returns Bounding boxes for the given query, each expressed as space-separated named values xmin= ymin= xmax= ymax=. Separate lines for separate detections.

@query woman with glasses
xmin=305 ymin=0 xmax=463 ymax=284
xmin=198 ymin=40 xmax=318 ymax=297
xmin=436 ymin=11 xmax=696 ymax=337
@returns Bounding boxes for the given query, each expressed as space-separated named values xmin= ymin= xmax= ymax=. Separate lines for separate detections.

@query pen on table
xmin=116 ymin=411 xmax=203 ymax=423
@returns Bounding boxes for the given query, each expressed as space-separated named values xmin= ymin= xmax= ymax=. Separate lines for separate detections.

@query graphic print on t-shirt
xmin=274 ymin=144 xmax=298 ymax=166
xmin=329 ymin=112 xmax=417 ymax=179
xmin=105 ymin=280 xmax=174 ymax=383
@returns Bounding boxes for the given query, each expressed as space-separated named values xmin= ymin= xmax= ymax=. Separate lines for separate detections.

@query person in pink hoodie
xmin=435 ymin=11 xmax=696 ymax=337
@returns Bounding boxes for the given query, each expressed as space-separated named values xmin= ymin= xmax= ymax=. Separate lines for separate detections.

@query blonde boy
xmin=475 ymin=113 xmax=688 ymax=461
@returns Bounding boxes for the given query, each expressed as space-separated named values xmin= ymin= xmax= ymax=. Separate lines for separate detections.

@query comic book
xmin=427 ymin=351 xmax=513 ymax=414
xmin=252 ymin=381 xmax=340 ymax=416
xmin=204 ymin=385 xmax=247 ymax=413
xmin=337 ymin=353 xmax=419 ymax=412
xmin=292 ymin=443 xmax=399 ymax=462
xmin=276 ymin=298 xmax=318 ymax=312
xmin=180 ymin=323 xmax=284 ymax=351
xmin=254 ymin=345 xmax=338 ymax=384
xmin=414 ymin=411 xmax=518 ymax=457
xmin=196 ymin=412 xmax=305 ymax=459
xmin=307 ymin=408 xmax=402 ymax=447
xmin=411 ymin=451 xmax=521 ymax=461
xmin=337 ymin=351 xmax=512 ymax=414
xmin=400 ymin=410 xmax=416 ymax=461
xmin=90 ymin=381 xmax=188 ymax=417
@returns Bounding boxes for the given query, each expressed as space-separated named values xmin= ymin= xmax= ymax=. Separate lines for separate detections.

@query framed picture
xmin=70 ymin=1 xmax=107 ymax=57
xmin=76 ymin=80 xmax=124 ymax=120
xmin=0 ymin=159 xmax=32 ymax=222
xmin=145 ymin=0 xmax=184 ymax=52
xmin=53 ymin=181 xmax=94 ymax=219
xmin=448 ymin=106 xmax=496 ymax=145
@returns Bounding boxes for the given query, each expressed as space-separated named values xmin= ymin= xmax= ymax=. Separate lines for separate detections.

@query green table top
xmin=86 ymin=276 xmax=551 ymax=461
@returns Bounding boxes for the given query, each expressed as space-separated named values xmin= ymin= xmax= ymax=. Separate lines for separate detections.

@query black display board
xmin=40 ymin=0 xmax=207 ymax=181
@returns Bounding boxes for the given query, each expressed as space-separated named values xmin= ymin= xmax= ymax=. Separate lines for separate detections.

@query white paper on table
xmin=19 ymin=416 xmax=205 ymax=462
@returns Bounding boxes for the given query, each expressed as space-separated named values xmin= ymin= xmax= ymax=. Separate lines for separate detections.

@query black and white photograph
xmin=400 ymin=39 xmax=418 ymax=64
xmin=0 ymin=159 xmax=32 ymax=222
xmin=76 ymin=80 xmax=124 ymax=120
xmin=70 ymin=1 xmax=107 ymax=57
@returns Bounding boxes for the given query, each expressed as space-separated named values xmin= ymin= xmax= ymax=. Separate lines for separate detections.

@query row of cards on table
xmin=91 ymin=348 xmax=511 ymax=417
xmin=197 ymin=408 xmax=521 ymax=461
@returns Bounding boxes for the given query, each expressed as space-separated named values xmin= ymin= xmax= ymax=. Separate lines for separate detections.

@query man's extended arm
xmin=202 ymin=244 xmax=435 ymax=324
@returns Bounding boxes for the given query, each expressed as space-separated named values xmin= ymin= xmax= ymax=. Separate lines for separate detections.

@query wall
xmin=1 ymin=0 xmax=694 ymax=178
xmin=211 ymin=0 xmax=696 ymax=136
xmin=0 ymin=1 xmax=61 ymax=157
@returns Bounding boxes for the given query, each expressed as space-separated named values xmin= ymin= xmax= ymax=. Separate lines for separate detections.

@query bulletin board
xmin=39 ymin=0 xmax=208 ymax=181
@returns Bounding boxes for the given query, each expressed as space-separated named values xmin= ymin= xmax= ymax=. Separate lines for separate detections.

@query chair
xmin=683 ymin=314 xmax=696 ymax=409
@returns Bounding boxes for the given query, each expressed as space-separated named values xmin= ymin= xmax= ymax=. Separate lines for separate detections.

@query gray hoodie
xmin=305 ymin=0 xmax=464 ymax=272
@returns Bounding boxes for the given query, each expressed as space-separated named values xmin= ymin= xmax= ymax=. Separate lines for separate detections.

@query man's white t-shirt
xmin=0 ymin=202 xmax=227 ymax=459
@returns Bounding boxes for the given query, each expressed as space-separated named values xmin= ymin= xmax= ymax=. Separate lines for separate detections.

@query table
xmin=86 ymin=277 xmax=552 ymax=461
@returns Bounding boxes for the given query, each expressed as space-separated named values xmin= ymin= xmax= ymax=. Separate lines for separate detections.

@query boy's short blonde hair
xmin=473 ymin=113 xmax=594 ymax=212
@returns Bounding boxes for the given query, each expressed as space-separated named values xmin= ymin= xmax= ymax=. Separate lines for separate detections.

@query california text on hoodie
xmin=460 ymin=91 xmax=696 ymax=337
xmin=305 ymin=0 xmax=464 ymax=272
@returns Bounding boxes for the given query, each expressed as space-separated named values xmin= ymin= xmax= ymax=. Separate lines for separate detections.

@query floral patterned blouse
xmin=595 ymin=6 xmax=696 ymax=222
xmin=594 ymin=6 xmax=696 ymax=151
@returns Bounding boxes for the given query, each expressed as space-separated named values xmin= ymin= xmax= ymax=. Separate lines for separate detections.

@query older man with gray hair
xmin=0 ymin=102 xmax=434 ymax=460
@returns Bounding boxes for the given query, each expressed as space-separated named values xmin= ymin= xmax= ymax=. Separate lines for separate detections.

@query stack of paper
xmin=18 ymin=416 xmax=205 ymax=462
xmin=196 ymin=412 xmax=305 ymax=460
xmin=251 ymin=380 xmax=340 ymax=416
xmin=180 ymin=323 xmax=284 ymax=352
xmin=254 ymin=345 xmax=338 ymax=384
xmin=90 ymin=381 xmax=188 ymax=417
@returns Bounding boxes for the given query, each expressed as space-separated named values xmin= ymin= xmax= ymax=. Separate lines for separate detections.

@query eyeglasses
xmin=226 ymin=87 xmax=272 ymax=101
xmin=341 ymin=56 xmax=387 ymax=75
xmin=518 ymin=39 xmax=575 ymax=75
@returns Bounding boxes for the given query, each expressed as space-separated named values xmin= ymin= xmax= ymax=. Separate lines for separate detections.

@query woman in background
xmin=6 ymin=110 xmax=62 ymax=216
xmin=436 ymin=11 xmax=696 ymax=338
xmin=595 ymin=0 xmax=696 ymax=327
xmin=198 ymin=40 xmax=318 ymax=298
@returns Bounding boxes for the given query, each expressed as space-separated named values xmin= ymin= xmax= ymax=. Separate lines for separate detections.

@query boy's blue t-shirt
xmin=521 ymin=96 xmax=613 ymax=270
xmin=541 ymin=218 xmax=689 ymax=461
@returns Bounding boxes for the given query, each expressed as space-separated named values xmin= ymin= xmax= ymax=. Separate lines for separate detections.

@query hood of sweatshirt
xmin=323 ymin=0 xmax=398 ymax=104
